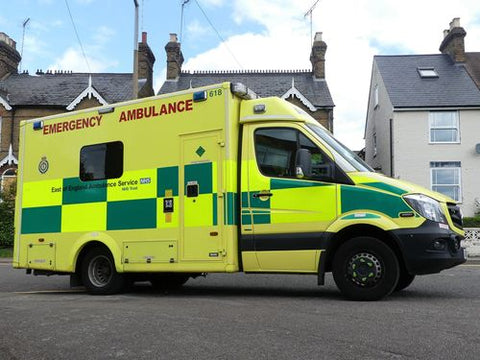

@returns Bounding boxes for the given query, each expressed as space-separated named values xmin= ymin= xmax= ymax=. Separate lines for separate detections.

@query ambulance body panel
xmin=13 ymin=82 xmax=466 ymax=300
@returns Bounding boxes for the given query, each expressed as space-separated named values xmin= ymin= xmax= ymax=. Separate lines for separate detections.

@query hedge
xmin=0 ymin=181 xmax=16 ymax=248
xmin=463 ymin=216 xmax=480 ymax=228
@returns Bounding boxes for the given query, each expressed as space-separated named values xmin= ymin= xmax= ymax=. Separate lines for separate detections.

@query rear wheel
xmin=150 ymin=273 xmax=190 ymax=290
xmin=332 ymin=236 xmax=400 ymax=301
xmin=81 ymin=247 xmax=125 ymax=295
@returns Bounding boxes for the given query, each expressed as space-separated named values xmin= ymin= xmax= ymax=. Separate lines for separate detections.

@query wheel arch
xmin=73 ymin=239 xmax=122 ymax=274
xmin=324 ymin=224 xmax=405 ymax=274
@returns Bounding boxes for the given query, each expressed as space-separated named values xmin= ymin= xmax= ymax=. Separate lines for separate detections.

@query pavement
xmin=1 ymin=256 xmax=479 ymax=264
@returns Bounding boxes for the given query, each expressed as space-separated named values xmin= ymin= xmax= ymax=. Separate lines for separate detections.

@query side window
xmin=255 ymin=128 xmax=297 ymax=177
xmin=298 ymin=133 xmax=334 ymax=180
xmin=80 ymin=141 xmax=124 ymax=181
xmin=254 ymin=127 xmax=335 ymax=181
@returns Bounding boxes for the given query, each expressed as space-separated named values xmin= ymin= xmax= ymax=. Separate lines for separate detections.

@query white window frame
xmin=430 ymin=161 xmax=462 ymax=202
xmin=429 ymin=111 xmax=460 ymax=144
xmin=1 ymin=168 xmax=16 ymax=193
xmin=418 ymin=67 xmax=439 ymax=78
xmin=374 ymin=85 xmax=379 ymax=109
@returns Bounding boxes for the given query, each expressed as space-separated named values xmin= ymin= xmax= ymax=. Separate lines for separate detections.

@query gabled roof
xmin=465 ymin=52 xmax=480 ymax=89
xmin=66 ymin=75 xmax=108 ymax=110
xmin=0 ymin=72 xmax=134 ymax=107
xmin=375 ymin=54 xmax=480 ymax=108
xmin=158 ymin=70 xmax=335 ymax=109
xmin=0 ymin=144 xmax=17 ymax=168
xmin=0 ymin=94 xmax=11 ymax=110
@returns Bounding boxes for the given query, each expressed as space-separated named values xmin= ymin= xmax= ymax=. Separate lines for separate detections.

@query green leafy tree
xmin=0 ymin=180 xmax=16 ymax=248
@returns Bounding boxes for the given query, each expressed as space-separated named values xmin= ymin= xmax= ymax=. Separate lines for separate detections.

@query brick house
xmin=364 ymin=18 xmax=480 ymax=216
xmin=158 ymin=32 xmax=335 ymax=131
xmin=0 ymin=32 xmax=155 ymax=189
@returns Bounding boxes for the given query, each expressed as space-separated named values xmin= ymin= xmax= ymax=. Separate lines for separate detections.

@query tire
xmin=150 ymin=273 xmax=190 ymax=290
xmin=81 ymin=247 xmax=125 ymax=295
xmin=394 ymin=271 xmax=415 ymax=292
xmin=332 ymin=236 xmax=400 ymax=301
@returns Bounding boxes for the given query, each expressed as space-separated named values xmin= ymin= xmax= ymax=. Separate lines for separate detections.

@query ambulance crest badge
xmin=38 ymin=156 xmax=49 ymax=174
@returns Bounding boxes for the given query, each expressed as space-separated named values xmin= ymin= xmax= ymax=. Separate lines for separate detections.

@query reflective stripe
xmin=107 ymin=169 xmax=157 ymax=201
xmin=107 ymin=199 xmax=157 ymax=230
xmin=61 ymin=203 xmax=107 ymax=232
xmin=22 ymin=206 xmax=62 ymax=234
xmin=63 ymin=178 xmax=106 ymax=204
xmin=22 ymin=179 xmax=63 ymax=208
xmin=340 ymin=185 xmax=411 ymax=218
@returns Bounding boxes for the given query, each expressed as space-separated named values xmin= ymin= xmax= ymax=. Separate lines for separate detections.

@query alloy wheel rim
xmin=347 ymin=252 xmax=382 ymax=287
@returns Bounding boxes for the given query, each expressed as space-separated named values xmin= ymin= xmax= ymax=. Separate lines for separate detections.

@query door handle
xmin=252 ymin=192 xmax=273 ymax=198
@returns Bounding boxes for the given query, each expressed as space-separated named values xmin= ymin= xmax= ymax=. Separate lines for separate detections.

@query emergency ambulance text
xmin=118 ymin=100 xmax=193 ymax=122
xmin=43 ymin=115 xmax=103 ymax=135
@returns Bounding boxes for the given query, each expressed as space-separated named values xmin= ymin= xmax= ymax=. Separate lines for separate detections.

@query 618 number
xmin=209 ymin=89 xmax=223 ymax=97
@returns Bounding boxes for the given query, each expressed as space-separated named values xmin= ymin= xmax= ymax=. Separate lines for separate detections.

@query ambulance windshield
xmin=306 ymin=123 xmax=373 ymax=173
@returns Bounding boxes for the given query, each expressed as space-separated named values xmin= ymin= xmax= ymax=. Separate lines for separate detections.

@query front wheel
xmin=394 ymin=271 xmax=415 ymax=292
xmin=81 ymin=247 xmax=125 ymax=295
xmin=332 ymin=237 xmax=400 ymax=301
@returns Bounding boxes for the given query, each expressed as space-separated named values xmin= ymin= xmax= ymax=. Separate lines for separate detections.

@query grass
xmin=0 ymin=247 xmax=13 ymax=258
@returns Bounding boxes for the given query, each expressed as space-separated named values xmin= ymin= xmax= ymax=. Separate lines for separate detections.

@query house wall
xmin=285 ymin=96 xmax=331 ymax=130
xmin=0 ymin=106 xmax=63 ymax=162
xmin=393 ymin=109 xmax=480 ymax=216
xmin=0 ymin=97 xmax=104 ymax=175
xmin=365 ymin=62 xmax=394 ymax=175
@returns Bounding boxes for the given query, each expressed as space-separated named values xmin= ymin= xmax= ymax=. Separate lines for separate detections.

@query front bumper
xmin=390 ymin=220 xmax=466 ymax=275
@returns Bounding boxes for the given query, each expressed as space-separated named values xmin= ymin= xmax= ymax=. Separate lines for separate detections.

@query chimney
xmin=137 ymin=31 xmax=156 ymax=97
xmin=310 ymin=32 xmax=327 ymax=79
xmin=0 ymin=32 xmax=21 ymax=79
xmin=439 ymin=17 xmax=466 ymax=63
xmin=165 ymin=33 xmax=184 ymax=80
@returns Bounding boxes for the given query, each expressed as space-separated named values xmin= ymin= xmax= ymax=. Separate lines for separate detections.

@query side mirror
xmin=295 ymin=149 xmax=311 ymax=178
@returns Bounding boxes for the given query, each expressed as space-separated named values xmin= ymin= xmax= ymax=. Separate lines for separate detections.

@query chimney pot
xmin=439 ymin=18 xmax=466 ymax=63
xmin=142 ymin=32 xmax=147 ymax=43
xmin=310 ymin=31 xmax=327 ymax=79
xmin=450 ymin=17 xmax=461 ymax=30
xmin=165 ymin=33 xmax=184 ymax=80
xmin=0 ymin=32 xmax=22 ymax=78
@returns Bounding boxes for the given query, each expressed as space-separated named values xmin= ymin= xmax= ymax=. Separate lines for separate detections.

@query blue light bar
xmin=33 ymin=121 xmax=44 ymax=130
xmin=193 ymin=91 xmax=207 ymax=102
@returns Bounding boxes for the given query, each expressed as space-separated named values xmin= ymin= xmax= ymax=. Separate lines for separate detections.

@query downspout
xmin=10 ymin=106 xmax=15 ymax=155
xmin=389 ymin=118 xmax=394 ymax=177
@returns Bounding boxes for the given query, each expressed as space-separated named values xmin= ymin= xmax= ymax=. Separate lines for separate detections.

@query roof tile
xmin=158 ymin=71 xmax=335 ymax=108
xmin=0 ymin=73 xmax=133 ymax=106
xmin=375 ymin=54 xmax=480 ymax=108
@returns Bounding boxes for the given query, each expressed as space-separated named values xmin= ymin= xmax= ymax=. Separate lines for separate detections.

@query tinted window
xmin=254 ymin=128 xmax=335 ymax=181
xmin=255 ymin=128 xmax=297 ymax=177
xmin=80 ymin=141 xmax=123 ymax=181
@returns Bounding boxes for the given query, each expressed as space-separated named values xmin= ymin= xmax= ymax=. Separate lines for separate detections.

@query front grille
xmin=447 ymin=203 xmax=463 ymax=229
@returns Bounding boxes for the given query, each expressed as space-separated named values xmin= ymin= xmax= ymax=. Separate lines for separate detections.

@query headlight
xmin=403 ymin=194 xmax=447 ymax=224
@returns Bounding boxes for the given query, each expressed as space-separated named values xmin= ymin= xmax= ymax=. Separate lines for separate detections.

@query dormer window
xmin=418 ymin=67 xmax=438 ymax=78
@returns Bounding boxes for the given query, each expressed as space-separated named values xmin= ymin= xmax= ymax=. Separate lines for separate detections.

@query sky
xmin=1 ymin=0 xmax=480 ymax=150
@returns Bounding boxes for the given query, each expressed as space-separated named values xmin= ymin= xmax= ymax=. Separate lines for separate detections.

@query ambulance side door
xmin=242 ymin=123 xmax=338 ymax=272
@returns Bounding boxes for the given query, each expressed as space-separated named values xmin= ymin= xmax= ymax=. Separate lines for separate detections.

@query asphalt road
xmin=0 ymin=261 xmax=479 ymax=360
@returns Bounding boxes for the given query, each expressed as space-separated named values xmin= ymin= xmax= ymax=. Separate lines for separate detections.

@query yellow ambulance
xmin=13 ymin=82 xmax=466 ymax=300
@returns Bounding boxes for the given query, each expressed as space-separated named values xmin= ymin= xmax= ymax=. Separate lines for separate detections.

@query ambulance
xmin=13 ymin=82 xmax=466 ymax=300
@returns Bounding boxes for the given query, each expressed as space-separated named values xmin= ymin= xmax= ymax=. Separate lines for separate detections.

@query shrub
xmin=0 ymin=181 xmax=16 ymax=248
xmin=463 ymin=216 xmax=480 ymax=228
